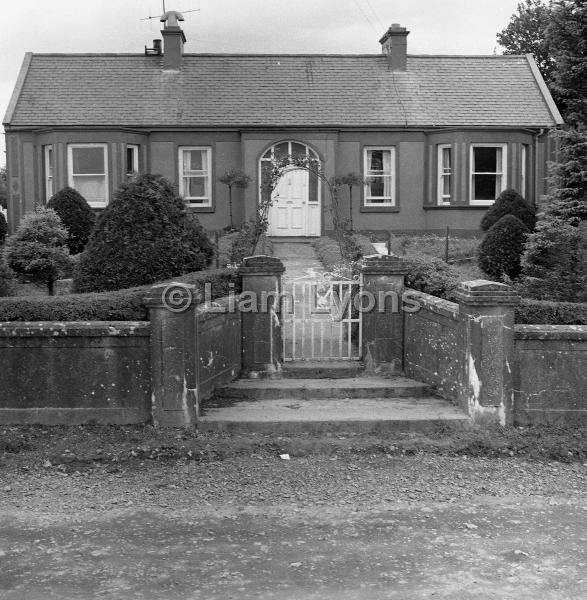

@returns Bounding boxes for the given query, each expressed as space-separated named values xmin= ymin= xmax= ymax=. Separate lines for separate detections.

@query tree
xmin=74 ymin=174 xmax=212 ymax=292
xmin=497 ymin=0 xmax=556 ymax=91
xmin=480 ymin=188 xmax=536 ymax=232
xmin=0 ymin=167 xmax=7 ymax=210
xmin=218 ymin=169 xmax=251 ymax=231
xmin=4 ymin=207 xmax=72 ymax=295
xmin=47 ymin=187 xmax=96 ymax=254
xmin=335 ymin=173 xmax=364 ymax=231
xmin=546 ymin=0 xmax=587 ymax=129
xmin=479 ymin=215 xmax=530 ymax=281
xmin=520 ymin=128 xmax=587 ymax=301
xmin=0 ymin=257 xmax=15 ymax=297
xmin=0 ymin=212 xmax=7 ymax=246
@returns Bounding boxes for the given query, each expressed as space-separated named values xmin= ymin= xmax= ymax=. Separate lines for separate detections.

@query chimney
xmin=379 ymin=24 xmax=409 ymax=71
xmin=160 ymin=10 xmax=186 ymax=71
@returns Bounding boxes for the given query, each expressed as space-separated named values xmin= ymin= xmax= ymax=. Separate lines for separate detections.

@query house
xmin=2 ymin=12 xmax=563 ymax=237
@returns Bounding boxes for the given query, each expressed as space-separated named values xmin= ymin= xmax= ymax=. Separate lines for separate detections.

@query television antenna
xmin=141 ymin=1 xmax=200 ymax=22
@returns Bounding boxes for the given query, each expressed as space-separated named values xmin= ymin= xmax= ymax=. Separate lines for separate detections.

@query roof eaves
xmin=3 ymin=52 xmax=32 ymax=126
xmin=525 ymin=53 xmax=564 ymax=126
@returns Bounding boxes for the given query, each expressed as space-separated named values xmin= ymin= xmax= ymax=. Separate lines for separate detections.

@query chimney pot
xmin=379 ymin=23 xmax=410 ymax=71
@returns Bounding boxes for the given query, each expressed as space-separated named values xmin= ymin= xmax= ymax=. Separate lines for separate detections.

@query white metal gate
xmin=282 ymin=272 xmax=362 ymax=361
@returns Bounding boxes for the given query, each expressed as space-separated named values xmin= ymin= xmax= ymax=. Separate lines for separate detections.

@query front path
xmin=1 ymin=445 xmax=585 ymax=599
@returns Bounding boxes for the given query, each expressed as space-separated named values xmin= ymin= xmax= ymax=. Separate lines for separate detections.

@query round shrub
xmin=480 ymin=189 xmax=536 ymax=232
xmin=4 ymin=207 xmax=72 ymax=295
xmin=0 ymin=211 xmax=7 ymax=246
xmin=47 ymin=186 xmax=96 ymax=254
xmin=74 ymin=174 xmax=212 ymax=292
xmin=478 ymin=215 xmax=530 ymax=280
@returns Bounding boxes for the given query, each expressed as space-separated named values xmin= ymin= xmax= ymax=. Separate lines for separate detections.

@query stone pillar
xmin=361 ymin=255 xmax=407 ymax=375
xmin=454 ymin=280 xmax=520 ymax=426
xmin=238 ymin=255 xmax=285 ymax=378
xmin=143 ymin=282 xmax=200 ymax=428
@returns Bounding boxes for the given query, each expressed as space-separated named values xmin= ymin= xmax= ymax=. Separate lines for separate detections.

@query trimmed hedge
xmin=480 ymin=189 xmax=536 ymax=232
xmin=47 ymin=187 xmax=96 ymax=254
xmin=478 ymin=215 xmax=530 ymax=280
xmin=402 ymin=254 xmax=462 ymax=300
xmin=0 ymin=269 xmax=239 ymax=322
xmin=515 ymin=298 xmax=587 ymax=325
xmin=74 ymin=175 xmax=213 ymax=293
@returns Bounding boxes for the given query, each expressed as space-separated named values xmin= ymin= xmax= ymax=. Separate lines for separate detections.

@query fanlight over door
xmin=261 ymin=141 xmax=321 ymax=237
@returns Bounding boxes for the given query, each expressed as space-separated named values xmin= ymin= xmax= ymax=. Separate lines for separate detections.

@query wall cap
xmin=515 ymin=324 xmax=587 ymax=341
xmin=0 ymin=321 xmax=151 ymax=337
xmin=454 ymin=280 xmax=520 ymax=306
xmin=362 ymin=254 xmax=407 ymax=276
xmin=238 ymin=255 xmax=285 ymax=275
xmin=143 ymin=282 xmax=200 ymax=309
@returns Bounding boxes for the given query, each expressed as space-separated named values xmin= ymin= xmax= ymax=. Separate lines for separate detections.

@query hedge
xmin=0 ymin=269 xmax=239 ymax=322
xmin=515 ymin=298 xmax=587 ymax=325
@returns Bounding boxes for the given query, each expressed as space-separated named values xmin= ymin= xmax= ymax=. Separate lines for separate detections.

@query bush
xmin=4 ymin=207 xmax=72 ymax=295
xmin=0 ymin=211 xmax=7 ymax=246
xmin=402 ymin=254 xmax=462 ymax=300
xmin=74 ymin=175 xmax=212 ymax=292
xmin=0 ymin=268 xmax=239 ymax=321
xmin=47 ymin=187 xmax=96 ymax=254
xmin=229 ymin=220 xmax=257 ymax=264
xmin=0 ymin=258 xmax=16 ymax=297
xmin=480 ymin=189 xmax=536 ymax=232
xmin=515 ymin=298 xmax=587 ymax=325
xmin=478 ymin=215 xmax=530 ymax=281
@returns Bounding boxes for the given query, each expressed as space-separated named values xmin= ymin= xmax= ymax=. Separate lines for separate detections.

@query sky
xmin=0 ymin=0 xmax=522 ymax=166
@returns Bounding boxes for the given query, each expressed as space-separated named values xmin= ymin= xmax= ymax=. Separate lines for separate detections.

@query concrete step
xmin=214 ymin=376 xmax=431 ymax=401
xmin=282 ymin=361 xmax=364 ymax=379
xmin=198 ymin=396 xmax=471 ymax=434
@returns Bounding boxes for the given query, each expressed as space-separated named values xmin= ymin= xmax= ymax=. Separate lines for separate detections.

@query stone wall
xmin=514 ymin=325 xmax=587 ymax=425
xmin=0 ymin=322 xmax=151 ymax=424
xmin=403 ymin=290 xmax=462 ymax=402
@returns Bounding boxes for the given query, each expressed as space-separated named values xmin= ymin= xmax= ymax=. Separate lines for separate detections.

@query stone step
xmin=281 ymin=361 xmax=364 ymax=379
xmin=198 ymin=396 xmax=471 ymax=434
xmin=213 ymin=376 xmax=431 ymax=401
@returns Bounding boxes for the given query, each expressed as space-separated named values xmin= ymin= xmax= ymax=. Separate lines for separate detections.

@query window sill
xmin=360 ymin=205 xmax=399 ymax=213
xmin=186 ymin=205 xmax=215 ymax=213
xmin=423 ymin=205 xmax=490 ymax=210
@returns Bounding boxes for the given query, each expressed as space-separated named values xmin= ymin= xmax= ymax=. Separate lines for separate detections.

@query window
xmin=67 ymin=143 xmax=108 ymax=207
xmin=470 ymin=144 xmax=507 ymax=204
xmin=44 ymin=145 xmax=54 ymax=203
xmin=364 ymin=147 xmax=395 ymax=206
xmin=259 ymin=141 xmax=320 ymax=204
xmin=437 ymin=144 xmax=452 ymax=205
xmin=179 ymin=147 xmax=212 ymax=206
xmin=521 ymin=144 xmax=528 ymax=199
xmin=126 ymin=144 xmax=139 ymax=179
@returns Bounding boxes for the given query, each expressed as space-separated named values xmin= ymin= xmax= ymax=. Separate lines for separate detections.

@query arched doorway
xmin=259 ymin=141 xmax=321 ymax=237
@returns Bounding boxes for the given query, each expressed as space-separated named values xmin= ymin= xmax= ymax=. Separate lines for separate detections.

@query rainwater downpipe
xmin=533 ymin=128 xmax=545 ymax=211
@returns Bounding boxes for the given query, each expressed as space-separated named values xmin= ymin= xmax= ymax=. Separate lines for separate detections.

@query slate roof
xmin=4 ymin=53 xmax=563 ymax=128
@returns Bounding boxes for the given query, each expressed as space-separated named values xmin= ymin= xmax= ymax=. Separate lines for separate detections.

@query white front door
xmin=268 ymin=169 xmax=320 ymax=236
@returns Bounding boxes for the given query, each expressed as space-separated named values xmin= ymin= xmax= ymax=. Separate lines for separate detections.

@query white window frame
xmin=437 ymin=144 xmax=452 ymax=206
xmin=521 ymin=144 xmax=528 ymax=199
xmin=67 ymin=143 xmax=109 ymax=208
xmin=363 ymin=146 xmax=396 ymax=207
xmin=44 ymin=145 xmax=54 ymax=203
xmin=126 ymin=144 xmax=139 ymax=179
xmin=469 ymin=143 xmax=507 ymax=205
xmin=178 ymin=146 xmax=212 ymax=207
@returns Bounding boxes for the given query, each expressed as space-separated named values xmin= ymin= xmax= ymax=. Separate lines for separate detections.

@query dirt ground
xmin=0 ymin=425 xmax=585 ymax=599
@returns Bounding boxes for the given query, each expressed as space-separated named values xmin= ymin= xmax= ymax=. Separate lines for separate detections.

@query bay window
xmin=470 ymin=144 xmax=507 ymax=204
xmin=364 ymin=147 xmax=395 ymax=206
xmin=437 ymin=144 xmax=452 ymax=205
xmin=67 ymin=143 xmax=108 ymax=207
xmin=179 ymin=147 xmax=212 ymax=206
